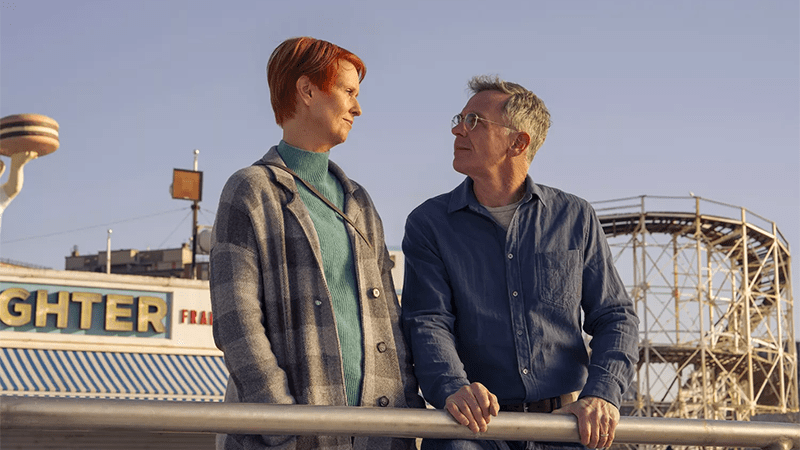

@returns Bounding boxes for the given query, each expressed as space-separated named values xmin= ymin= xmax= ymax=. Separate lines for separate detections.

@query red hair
xmin=267 ymin=37 xmax=366 ymax=126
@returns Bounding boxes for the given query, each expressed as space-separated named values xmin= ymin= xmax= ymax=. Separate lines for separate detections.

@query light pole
xmin=171 ymin=150 xmax=203 ymax=280
xmin=106 ymin=229 xmax=112 ymax=274
xmin=191 ymin=150 xmax=199 ymax=279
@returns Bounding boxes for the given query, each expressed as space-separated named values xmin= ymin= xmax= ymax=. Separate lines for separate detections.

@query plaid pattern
xmin=210 ymin=147 xmax=423 ymax=450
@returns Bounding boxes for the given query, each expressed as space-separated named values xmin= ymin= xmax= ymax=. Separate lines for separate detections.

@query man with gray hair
xmin=401 ymin=76 xmax=639 ymax=450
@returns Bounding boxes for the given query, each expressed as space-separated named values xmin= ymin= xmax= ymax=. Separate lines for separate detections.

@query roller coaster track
xmin=599 ymin=210 xmax=790 ymax=334
xmin=593 ymin=196 xmax=797 ymax=424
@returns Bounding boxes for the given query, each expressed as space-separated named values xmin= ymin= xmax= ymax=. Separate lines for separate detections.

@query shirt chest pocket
xmin=533 ymin=249 xmax=582 ymax=307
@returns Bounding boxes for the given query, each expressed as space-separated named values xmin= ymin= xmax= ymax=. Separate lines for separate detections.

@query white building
xmin=1 ymin=250 xmax=406 ymax=449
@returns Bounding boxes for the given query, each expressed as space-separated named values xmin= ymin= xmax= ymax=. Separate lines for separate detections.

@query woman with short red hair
xmin=210 ymin=37 xmax=424 ymax=450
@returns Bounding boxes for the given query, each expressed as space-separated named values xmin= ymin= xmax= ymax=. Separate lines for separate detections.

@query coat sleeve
xmin=210 ymin=170 xmax=297 ymax=449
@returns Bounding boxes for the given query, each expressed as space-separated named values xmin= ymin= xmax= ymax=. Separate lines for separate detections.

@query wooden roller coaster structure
xmin=594 ymin=195 xmax=797 ymax=432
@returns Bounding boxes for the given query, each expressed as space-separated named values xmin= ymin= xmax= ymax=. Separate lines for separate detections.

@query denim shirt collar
xmin=447 ymin=175 xmax=548 ymax=214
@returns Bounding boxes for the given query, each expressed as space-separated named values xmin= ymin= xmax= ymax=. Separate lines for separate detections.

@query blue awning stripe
xmin=193 ymin=355 xmax=219 ymax=394
xmin=0 ymin=348 xmax=228 ymax=401
xmin=60 ymin=351 xmax=82 ymax=389
xmin=184 ymin=356 xmax=207 ymax=394
xmin=132 ymin=352 xmax=166 ymax=394
xmin=155 ymin=353 xmax=181 ymax=394
xmin=33 ymin=350 xmax=60 ymax=391
xmin=110 ymin=352 xmax=140 ymax=393
xmin=170 ymin=355 xmax=195 ymax=395
xmin=9 ymin=348 xmax=38 ymax=390
xmin=178 ymin=355 xmax=203 ymax=394
xmin=80 ymin=352 xmax=110 ymax=392
xmin=119 ymin=352 xmax=150 ymax=392
xmin=55 ymin=352 xmax=78 ymax=389
xmin=1 ymin=348 xmax=23 ymax=390
xmin=40 ymin=351 xmax=66 ymax=391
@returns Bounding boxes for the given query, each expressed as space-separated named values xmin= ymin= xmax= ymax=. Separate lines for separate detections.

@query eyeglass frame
xmin=451 ymin=112 xmax=518 ymax=132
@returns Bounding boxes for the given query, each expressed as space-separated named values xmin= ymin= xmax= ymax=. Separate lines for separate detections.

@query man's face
xmin=451 ymin=90 xmax=515 ymax=179
xmin=309 ymin=60 xmax=362 ymax=149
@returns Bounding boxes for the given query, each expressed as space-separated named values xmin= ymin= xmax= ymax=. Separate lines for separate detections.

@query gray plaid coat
xmin=210 ymin=147 xmax=424 ymax=450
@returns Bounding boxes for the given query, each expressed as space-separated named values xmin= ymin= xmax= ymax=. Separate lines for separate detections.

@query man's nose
xmin=351 ymin=99 xmax=362 ymax=117
xmin=451 ymin=121 xmax=466 ymax=136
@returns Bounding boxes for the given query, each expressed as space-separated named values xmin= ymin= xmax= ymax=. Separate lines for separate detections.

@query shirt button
xmin=378 ymin=396 xmax=390 ymax=407
xmin=314 ymin=300 xmax=322 ymax=306
xmin=512 ymin=291 xmax=518 ymax=297
xmin=507 ymin=253 xmax=513 ymax=259
xmin=376 ymin=342 xmax=387 ymax=353
xmin=517 ymin=330 xmax=523 ymax=336
xmin=522 ymin=368 xmax=529 ymax=375
xmin=370 ymin=288 xmax=381 ymax=298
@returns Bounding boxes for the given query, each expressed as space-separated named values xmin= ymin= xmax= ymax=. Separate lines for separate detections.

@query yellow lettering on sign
xmin=71 ymin=292 xmax=103 ymax=329
xmin=0 ymin=287 xmax=32 ymax=327
xmin=105 ymin=294 xmax=134 ymax=331
xmin=137 ymin=296 xmax=167 ymax=333
xmin=35 ymin=290 xmax=69 ymax=328
xmin=1 ymin=288 xmax=169 ymax=335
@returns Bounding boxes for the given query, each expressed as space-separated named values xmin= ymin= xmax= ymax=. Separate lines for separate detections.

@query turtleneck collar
xmin=276 ymin=140 xmax=331 ymax=183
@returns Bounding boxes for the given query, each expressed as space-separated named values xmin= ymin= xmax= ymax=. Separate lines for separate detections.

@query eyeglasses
xmin=451 ymin=113 xmax=517 ymax=131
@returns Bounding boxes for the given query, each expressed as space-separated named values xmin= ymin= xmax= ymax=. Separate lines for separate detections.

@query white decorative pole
xmin=106 ymin=229 xmax=112 ymax=274
xmin=0 ymin=114 xmax=60 ymax=256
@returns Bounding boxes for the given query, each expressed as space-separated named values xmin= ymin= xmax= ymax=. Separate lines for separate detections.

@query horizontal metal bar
xmin=1 ymin=397 xmax=797 ymax=449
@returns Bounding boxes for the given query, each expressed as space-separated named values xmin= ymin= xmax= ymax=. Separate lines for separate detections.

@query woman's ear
xmin=296 ymin=75 xmax=314 ymax=106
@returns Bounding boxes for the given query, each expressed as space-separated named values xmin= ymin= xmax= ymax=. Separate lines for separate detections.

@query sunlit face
xmin=309 ymin=60 xmax=362 ymax=149
xmin=451 ymin=90 xmax=515 ymax=179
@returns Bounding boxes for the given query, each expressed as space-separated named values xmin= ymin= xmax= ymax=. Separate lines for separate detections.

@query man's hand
xmin=552 ymin=396 xmax=619 ymax=449
xmin=444 ymin=382 xmax=500 ymax=433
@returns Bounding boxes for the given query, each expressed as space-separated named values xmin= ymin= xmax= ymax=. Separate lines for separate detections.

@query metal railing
xmin=1 ymin=397 xmax=797 ymax=449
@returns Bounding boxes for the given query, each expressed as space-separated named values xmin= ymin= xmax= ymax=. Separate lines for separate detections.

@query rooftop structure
xmin=65 ymin=244 xmax=209 ymax=280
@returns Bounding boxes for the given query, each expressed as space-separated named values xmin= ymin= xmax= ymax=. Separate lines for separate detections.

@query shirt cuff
xmin=580 ymin=375 xmax=623 ymax=409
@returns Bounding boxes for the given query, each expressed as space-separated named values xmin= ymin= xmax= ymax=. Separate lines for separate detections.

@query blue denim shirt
xmin=401 ymin=176 xmax=639 ymax=409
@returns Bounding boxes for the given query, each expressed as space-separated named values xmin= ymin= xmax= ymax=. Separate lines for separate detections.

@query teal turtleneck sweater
xmin=276 ymin=140 xmax=363 ymax=406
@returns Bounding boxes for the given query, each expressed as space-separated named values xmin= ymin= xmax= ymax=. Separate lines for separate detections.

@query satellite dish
xmin=197 ymin=227 xmax=212 ymax=254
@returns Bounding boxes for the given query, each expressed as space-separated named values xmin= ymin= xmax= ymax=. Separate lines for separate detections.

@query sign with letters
xmin=0 ymin=282 xmax=170 ymax=338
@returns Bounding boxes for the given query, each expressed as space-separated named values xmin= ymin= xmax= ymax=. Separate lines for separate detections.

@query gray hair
xmin=468 ymin=75 xmax=551 ymax=162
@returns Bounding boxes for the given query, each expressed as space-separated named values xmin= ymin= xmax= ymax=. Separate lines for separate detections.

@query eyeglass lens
xmin=452 ymin=113 xmax=479 ymax=130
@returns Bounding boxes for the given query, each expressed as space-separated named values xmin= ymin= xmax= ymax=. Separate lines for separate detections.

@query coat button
xmin=370 ymin=288 xmax=381 ymax=298
xmin=376 ymin=342 xmax=387 ymax=353
xmin=378 ymin=396 xmax=390 ymax=407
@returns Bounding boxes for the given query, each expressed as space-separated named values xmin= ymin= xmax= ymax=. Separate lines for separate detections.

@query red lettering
xmin=180 ymin=309 xmax=213 ymax=326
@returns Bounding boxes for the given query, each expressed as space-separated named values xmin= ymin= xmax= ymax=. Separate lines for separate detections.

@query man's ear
xmin=296 ymin=75 xmax=314 ymax=106
xmin=510 ymin=132 xmax=531 ymax=157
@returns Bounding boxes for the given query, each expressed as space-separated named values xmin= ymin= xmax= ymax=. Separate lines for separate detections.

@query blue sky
xmin=1 ymin=0 xmax=798 ymax=327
